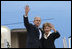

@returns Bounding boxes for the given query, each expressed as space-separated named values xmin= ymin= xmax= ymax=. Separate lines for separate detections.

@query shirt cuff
xmin=24 ymin=15 xmax=28 ymax=17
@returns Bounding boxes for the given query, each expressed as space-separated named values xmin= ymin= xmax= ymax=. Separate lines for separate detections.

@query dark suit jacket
xmin=41 ymin=31 xmax=60 ymax=48
xmin=23 ymin=16 xmax=43 ymax=48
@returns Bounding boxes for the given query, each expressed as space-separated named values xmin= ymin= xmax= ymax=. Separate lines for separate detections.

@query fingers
xmin=25 ymin=5 xmax=29 ymax=10
xmin=25 ymin=5 xmax=30 ymax=16
xmin=25 ymin=5 xmax=29 ymax=8
xmin=49 ymin=23 xmax=54 ymax=28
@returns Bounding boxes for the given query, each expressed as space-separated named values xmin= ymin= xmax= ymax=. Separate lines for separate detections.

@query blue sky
xmin=1 ymin=1 xmax=71 ymax=48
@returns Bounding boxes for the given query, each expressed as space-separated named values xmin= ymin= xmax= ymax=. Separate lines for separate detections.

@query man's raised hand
xmin=25 ymin=5 xmax=30 ymax=16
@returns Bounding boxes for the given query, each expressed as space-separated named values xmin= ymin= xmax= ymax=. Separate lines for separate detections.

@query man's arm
xmin=23 ymin=5 xmax=31 ymax=28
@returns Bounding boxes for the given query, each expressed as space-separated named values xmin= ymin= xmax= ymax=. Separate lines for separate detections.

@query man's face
xmin=34 ymin=17 xmax=41 ymax=27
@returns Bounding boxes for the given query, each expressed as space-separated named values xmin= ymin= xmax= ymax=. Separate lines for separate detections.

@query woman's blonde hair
xmin=43 ymin=22 xmax=52 ymax=30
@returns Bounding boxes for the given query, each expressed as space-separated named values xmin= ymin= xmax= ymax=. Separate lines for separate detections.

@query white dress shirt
xmin=39 ymin=29 xmax=42 ymax=40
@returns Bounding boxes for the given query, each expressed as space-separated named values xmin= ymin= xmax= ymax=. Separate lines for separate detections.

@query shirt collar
xmin=44 ymin=31 xmax=52 ymax=39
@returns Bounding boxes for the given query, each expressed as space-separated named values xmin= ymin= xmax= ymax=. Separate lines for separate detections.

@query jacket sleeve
xmin=52 ymin=31 xmax=60 ymax=40
xmin=23 ymin=15 xmax=32 ymax=30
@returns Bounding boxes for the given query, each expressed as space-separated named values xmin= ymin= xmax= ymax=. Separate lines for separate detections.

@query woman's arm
xmin=49 ymin=24 xmax=60 ymax=39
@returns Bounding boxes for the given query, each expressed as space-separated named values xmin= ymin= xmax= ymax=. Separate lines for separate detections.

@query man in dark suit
xmin=23 ymin=5 xmax=43 ymax=48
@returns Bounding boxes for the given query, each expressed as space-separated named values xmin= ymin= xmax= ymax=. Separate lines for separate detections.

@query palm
xmin=25 ymin=5 xmax=30 ymax=16
xmin=49 ymin=24 xmax=56 ymax=32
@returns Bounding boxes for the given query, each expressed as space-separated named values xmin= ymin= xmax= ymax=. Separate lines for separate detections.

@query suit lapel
xmin=33 ymin=25 xmax=39 ymax=38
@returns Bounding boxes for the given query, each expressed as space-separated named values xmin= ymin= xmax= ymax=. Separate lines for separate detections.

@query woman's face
xmin=44 ymin=26 xmax=51 ymax=33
